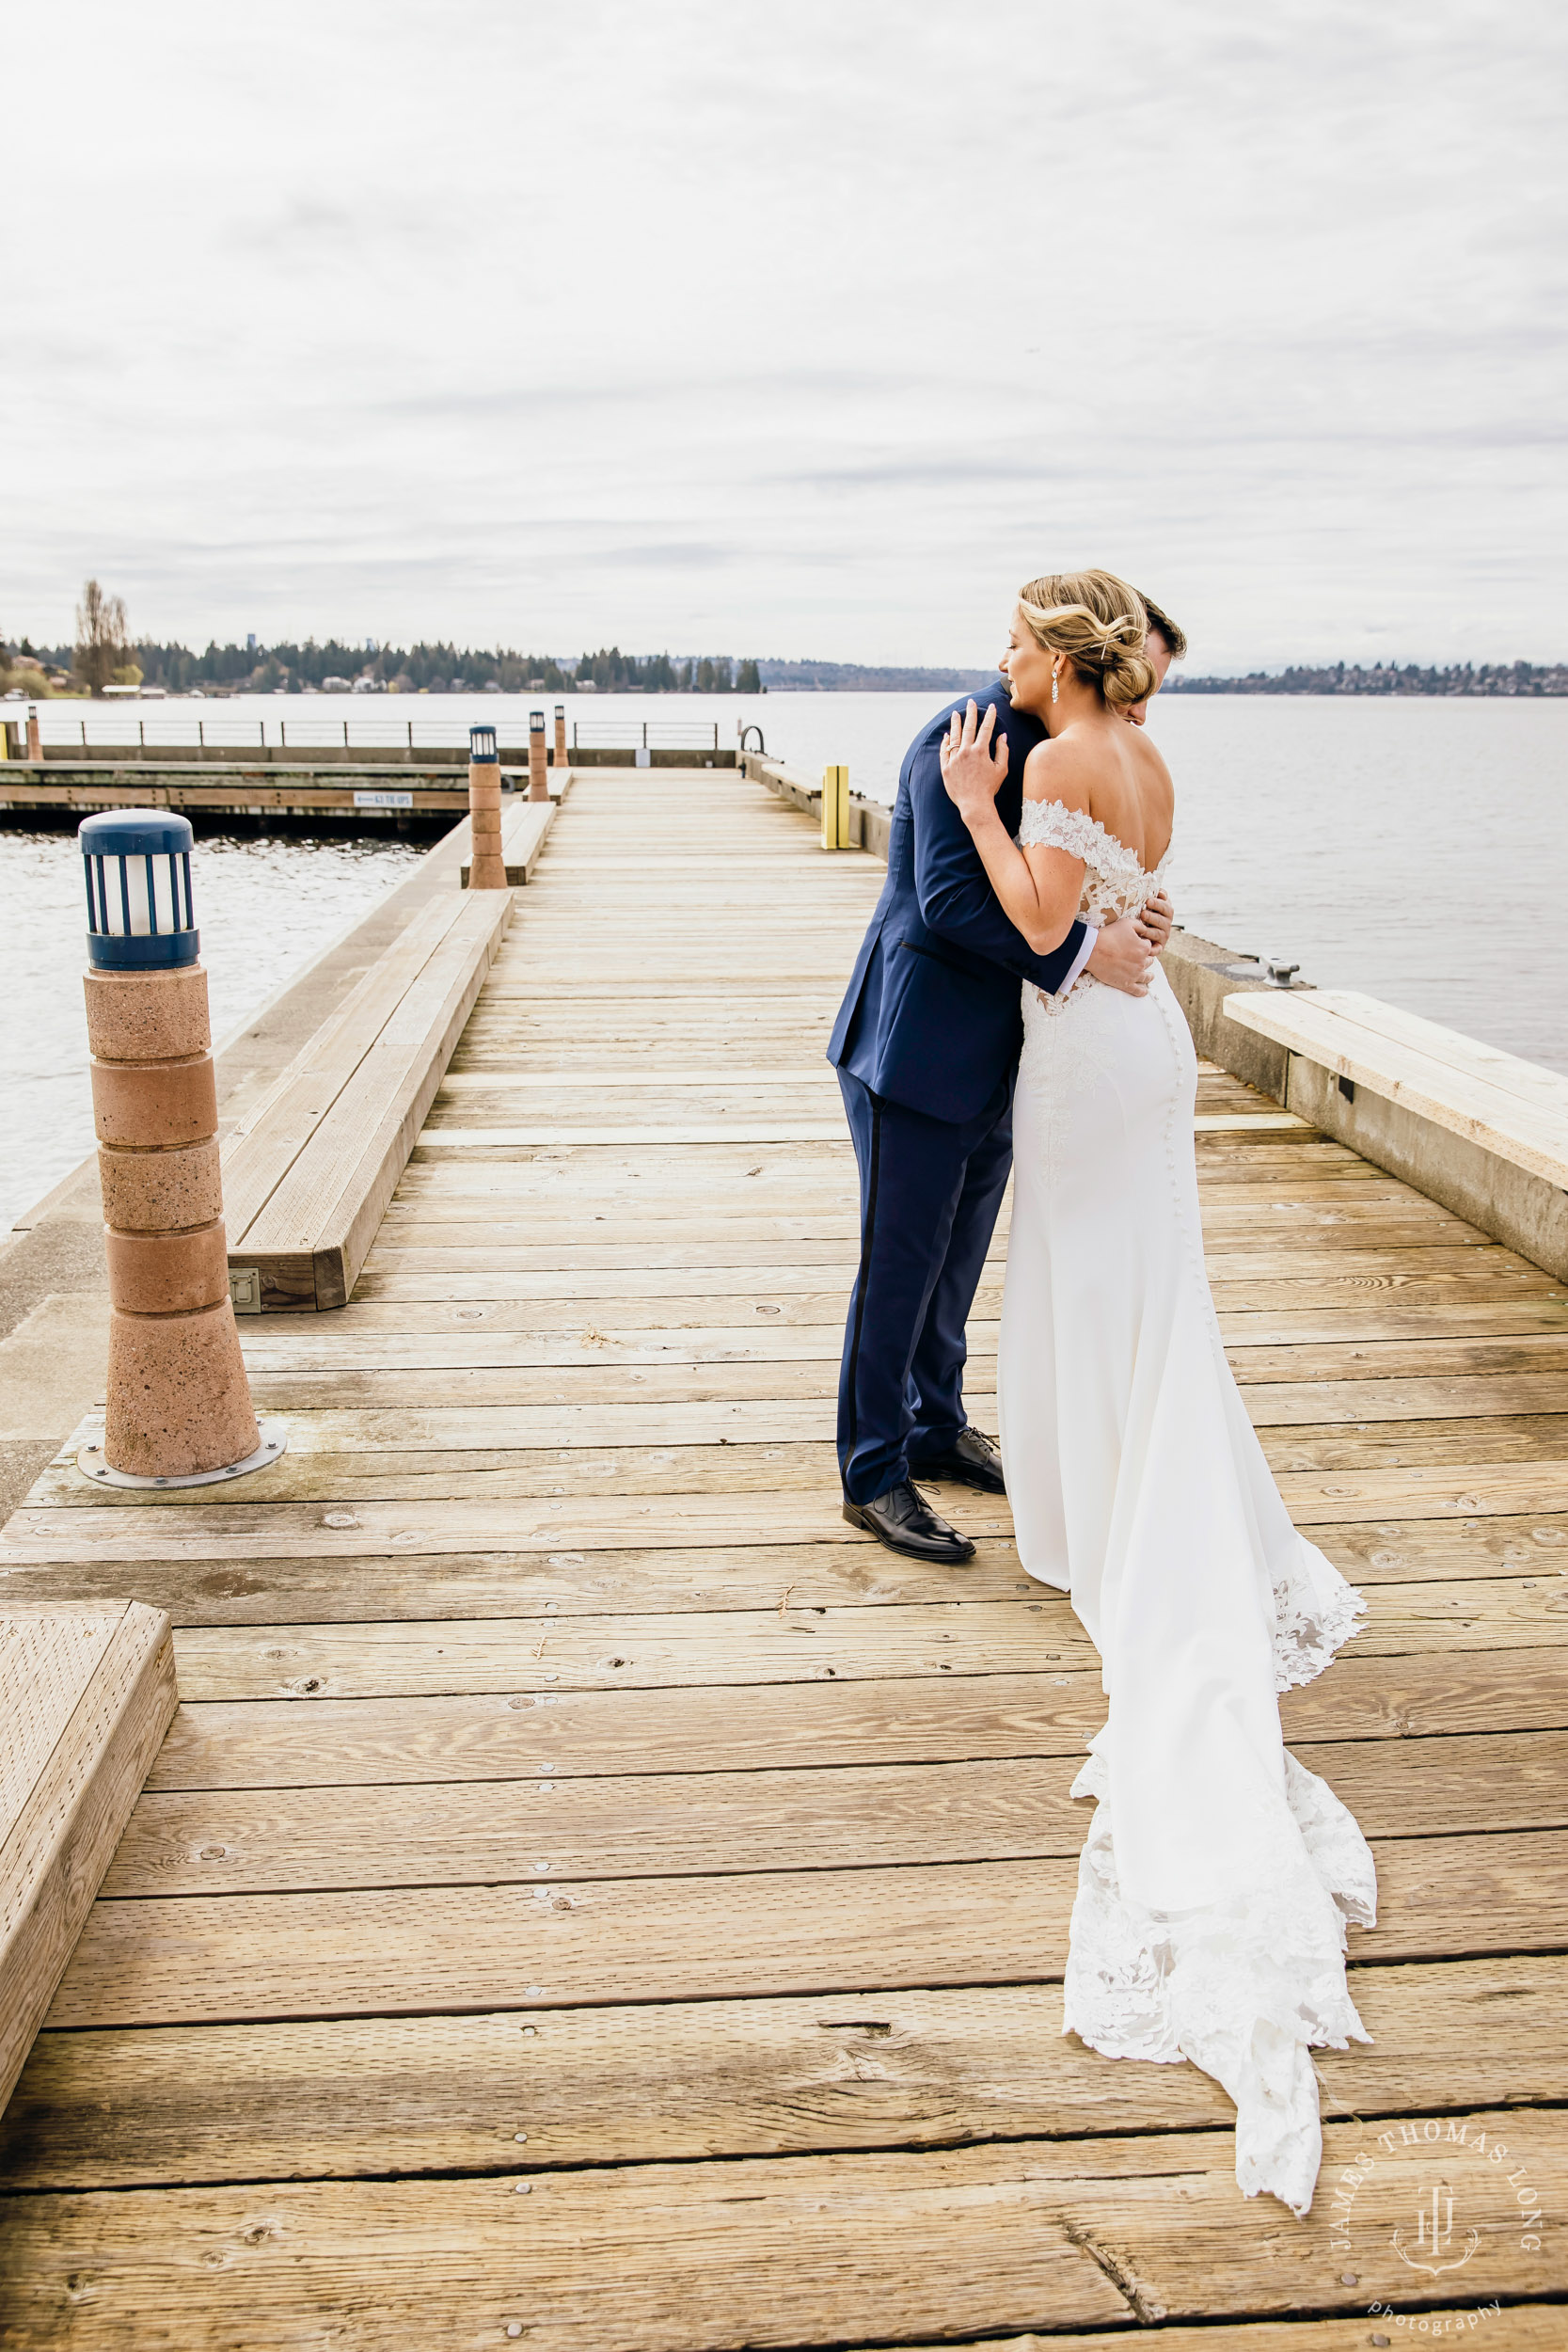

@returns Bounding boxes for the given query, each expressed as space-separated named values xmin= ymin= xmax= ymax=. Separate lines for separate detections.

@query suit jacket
xmin=828 ymin=678 xmax=1088 ymax=1122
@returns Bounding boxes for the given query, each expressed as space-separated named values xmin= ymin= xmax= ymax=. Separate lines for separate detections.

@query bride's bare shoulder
xmin=1128 ymin=724 xmax=1175 ymax=818
xmin=1021 ymin=736 xmax=1093 ymax=812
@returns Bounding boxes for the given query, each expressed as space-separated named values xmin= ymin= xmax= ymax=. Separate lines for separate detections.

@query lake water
xmin=5 ymin=691 xmax=1564 ymax=1234
xmin=2 ymin=832 xmax=424 ymax=1234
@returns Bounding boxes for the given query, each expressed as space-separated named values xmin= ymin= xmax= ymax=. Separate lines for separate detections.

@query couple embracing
xmin=827 ymin=569 xmax=1376 ymax=2216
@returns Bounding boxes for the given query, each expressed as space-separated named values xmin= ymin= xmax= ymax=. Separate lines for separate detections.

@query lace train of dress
xmin=998 ymin=799 xmax=1376 ymax=2217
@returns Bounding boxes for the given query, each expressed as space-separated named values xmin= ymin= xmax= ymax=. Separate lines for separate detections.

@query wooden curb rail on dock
xmin=222 ymin=889 xmax=515 ymax=1311
xmin=0 ymin=1604 xmax=176 ymax=2118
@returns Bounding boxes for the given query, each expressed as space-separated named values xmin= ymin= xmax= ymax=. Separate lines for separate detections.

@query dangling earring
xmin=1051 ymin=667 xmax=1059 ymax=707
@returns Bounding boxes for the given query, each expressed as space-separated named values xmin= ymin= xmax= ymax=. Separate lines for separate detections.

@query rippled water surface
xmin=751 ymin=691 xmax=1568 ymax=1079
xmin=5 ymin=690 xmax=1565 ymax=1232
xmin=3 ymin=832 xmax=423 ymax=1232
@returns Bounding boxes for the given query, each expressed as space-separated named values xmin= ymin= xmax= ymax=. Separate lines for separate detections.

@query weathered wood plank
xmin=1 ymin=2117 xmax=1563 ymax=2347
xmin=100 ymin=1730 xmax=1568 ymax=1899
xmin=153 ymin=1596 xmax=1565 ymax=1704
xmin=374 ymin=1197 xmax=1487 ymax=1247
xmin=137 ymin=1649 xmax=1568 ymax=1796
xmin=13 ymin=1472 xmax=1568 ymax=1571
xmin=847 ymin=2321 xmax=1566 ymax=2352
xmin=9 ymin=1502 xmax=1560 ymax=1630
xmin=46 ymin=1836 xmax=1568 ymax=2028
xmin=2 ymin=1957 xmax=1556 ymax=2191
xmin=232 ymin=1291 xmax=1568 ymax=1346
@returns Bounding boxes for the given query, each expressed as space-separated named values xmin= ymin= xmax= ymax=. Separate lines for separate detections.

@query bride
xmin=939 ymin=570 xmax=1377 ymax=2217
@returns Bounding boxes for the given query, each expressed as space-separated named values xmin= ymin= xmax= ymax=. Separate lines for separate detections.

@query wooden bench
xmin=1 ymin=1603 xmax=176 ymax=2117
xmin=223 ymin=887 xmax=514 ymax=1312
xmin=460 ymin=794 xmax=557 ymax=888
xmin=1224 ymin=987 xmax=1568 ymax=1187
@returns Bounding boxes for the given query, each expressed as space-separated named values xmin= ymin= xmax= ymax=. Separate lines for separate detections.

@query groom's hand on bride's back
xmin=1085 ymin=913 xmax=1156 ymax=995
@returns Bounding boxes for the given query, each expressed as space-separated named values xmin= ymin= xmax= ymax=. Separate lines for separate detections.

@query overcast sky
xmin=6 ymin=0 xmax=1563 ymax=670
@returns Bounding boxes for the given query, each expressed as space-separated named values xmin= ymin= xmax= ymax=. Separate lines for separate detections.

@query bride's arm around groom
xmin=830 ymin=674 xmax=1164 ymax=1127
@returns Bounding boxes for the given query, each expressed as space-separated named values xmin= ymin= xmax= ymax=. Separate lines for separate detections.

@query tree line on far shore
xmin=7 ymin=580 xmax=1566 ymax=702
xmin=0 ymin=588 xmax=764 ymax=698
xmin=1167 ymin=659 xmax=1568 ymax=696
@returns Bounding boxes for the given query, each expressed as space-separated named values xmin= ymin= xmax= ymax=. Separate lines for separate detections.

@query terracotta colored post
xmin=26 ymin=703 xmax=42 ymax=760
xmin=79 ymin=811 xmax=265 ymax=1481
xmin=528 ymin=708 xmax=548 ymax=803
xmin=553 ymin=703 xmax=568 ymax=777
xmin=467 ymin=723 xmax=508 ymax=889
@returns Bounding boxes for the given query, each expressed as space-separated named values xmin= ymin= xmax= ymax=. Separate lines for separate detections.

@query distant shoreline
xmin=8 ymin=653 xmax=1567 ymax=701
xmin=1165 ymin=661 xmax=1567 ymax=699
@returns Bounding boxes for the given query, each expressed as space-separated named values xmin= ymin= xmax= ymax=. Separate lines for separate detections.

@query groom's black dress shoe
xmin=909 ymin=1426 xmax=1006 ymax=1495
xmin=842 ymin=1479 xmax=976 ymax=1565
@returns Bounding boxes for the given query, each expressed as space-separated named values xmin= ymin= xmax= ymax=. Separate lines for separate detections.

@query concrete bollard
xmin=529 ymin=709 xmax=548 ymax=803
xmin=553 ymin=704 xmax=568 ymax=777
xmin=26 ymin=703 xmax=42 ymax=761
xmin=467 ymin=723 xmax=508 ymax=889
xmin=821 ymin=763 xmax=849 ymax=851
xmin=76 ymin=811 xmax=282 ymax=1486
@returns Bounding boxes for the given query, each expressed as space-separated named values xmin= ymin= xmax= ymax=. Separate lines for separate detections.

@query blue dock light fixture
xmin=80 ymin=809 xmax=198 ymax=969
xmin=467 ymin=723 xmax=507 ymax=889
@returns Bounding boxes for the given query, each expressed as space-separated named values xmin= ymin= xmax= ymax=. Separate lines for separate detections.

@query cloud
xmin=2 ymin=0 xmax=1563 ymax=664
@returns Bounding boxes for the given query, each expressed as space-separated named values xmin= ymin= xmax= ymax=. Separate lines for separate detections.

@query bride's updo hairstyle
xmin=1017 ymin=569 xmax=1159 ymax=711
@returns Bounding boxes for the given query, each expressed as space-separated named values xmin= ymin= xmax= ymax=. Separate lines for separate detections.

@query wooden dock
xmin=1 ymin=765 xmax=1565 ymax=2344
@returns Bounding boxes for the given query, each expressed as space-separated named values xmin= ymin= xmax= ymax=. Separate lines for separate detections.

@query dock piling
xmin=25 ymin=703 xmax=41 ymax=759
xmin=554 ymin=703 xmax=568 ymax=773
xmin=467 ymin=723 xmax=508 ymax=889
xmin=529 ymin=708 xmax=548 ymax=803
xmin=76 ymin=810 xmax=276 ymax=1485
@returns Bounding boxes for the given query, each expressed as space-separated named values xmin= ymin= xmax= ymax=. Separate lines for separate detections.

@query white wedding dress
xmin=998 ymin=798 xmax=1377 ymax=2217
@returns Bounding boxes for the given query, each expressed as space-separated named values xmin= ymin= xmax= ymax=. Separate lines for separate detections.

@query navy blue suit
xmin=828 ymin=678 xmax=1088 ymax=1503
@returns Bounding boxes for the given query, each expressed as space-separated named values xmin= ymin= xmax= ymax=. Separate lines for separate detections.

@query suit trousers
xmin=835 ymin=1066 xmax=1013 ymax=1505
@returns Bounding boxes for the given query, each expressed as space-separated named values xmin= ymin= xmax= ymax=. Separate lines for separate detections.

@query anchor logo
xmin=1392 ymin=2185 xmax=1481 ymax=2277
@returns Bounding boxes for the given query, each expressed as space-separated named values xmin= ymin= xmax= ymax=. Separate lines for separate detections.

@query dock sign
xmin=353 ymin=789 xmax=414 ymax=809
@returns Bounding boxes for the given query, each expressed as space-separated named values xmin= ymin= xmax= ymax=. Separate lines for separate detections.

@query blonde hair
xmin=1017 ymin=568 xmax=1159 ymax=710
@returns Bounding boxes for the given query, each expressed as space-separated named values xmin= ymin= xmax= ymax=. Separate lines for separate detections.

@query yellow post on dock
xmin=820 ymin=763 xmax=849 ymax=850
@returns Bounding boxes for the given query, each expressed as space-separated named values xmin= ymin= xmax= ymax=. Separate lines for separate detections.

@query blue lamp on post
xmin=80 ymin=810 xmax=198 ymax=969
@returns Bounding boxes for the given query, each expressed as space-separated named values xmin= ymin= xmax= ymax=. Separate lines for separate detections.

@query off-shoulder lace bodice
xmin=1016 ymin=797 xmax=1168 ymax=927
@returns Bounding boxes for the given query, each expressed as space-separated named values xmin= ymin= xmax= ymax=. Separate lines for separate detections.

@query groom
xmin=828 ymin=645 xmax=1174 ymax=1563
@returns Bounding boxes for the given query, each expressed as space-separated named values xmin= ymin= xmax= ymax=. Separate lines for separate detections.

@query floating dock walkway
xmin=1 ymin=765 xmax=1565 ymax=2344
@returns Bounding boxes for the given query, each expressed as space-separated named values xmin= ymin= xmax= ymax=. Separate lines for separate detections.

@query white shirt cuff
xmin=1057 ymin=923 xmax=1098 ymax=994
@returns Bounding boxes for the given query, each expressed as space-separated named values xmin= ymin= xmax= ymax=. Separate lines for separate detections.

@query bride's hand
xmin=1136 ymin=887 xmax=1173 ymax=953
xmin=939 ymin=701 xmax=1008 ymax=822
